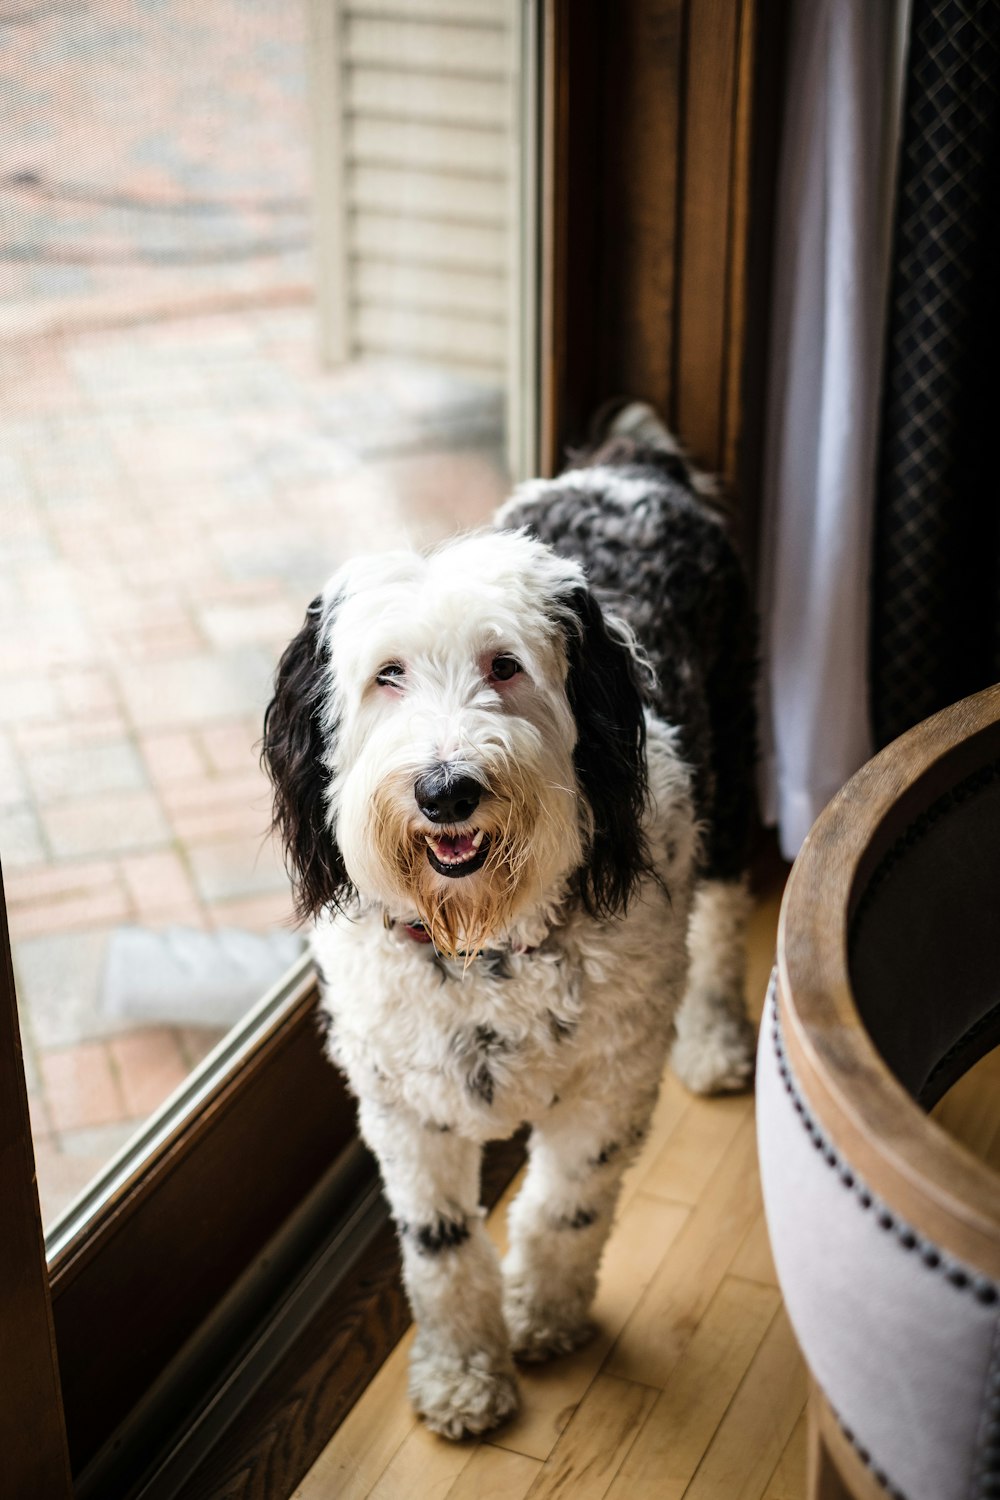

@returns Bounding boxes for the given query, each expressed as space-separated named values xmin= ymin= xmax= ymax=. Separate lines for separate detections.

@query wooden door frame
xmin=540 ymin=0 xmax=786 ymax=575
xmin=0 ymin=869 xmax=73 ymax=1499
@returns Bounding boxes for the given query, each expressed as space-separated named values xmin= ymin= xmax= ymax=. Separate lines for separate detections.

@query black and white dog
xmin=263 ymin=403 xmax=757 ymax=1438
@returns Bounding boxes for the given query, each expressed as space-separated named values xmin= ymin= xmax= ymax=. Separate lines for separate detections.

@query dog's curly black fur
xmin=262 ymin=592 xmax=355 ymax=920
xmin=499 ymin=434 xmax=758 ymax=884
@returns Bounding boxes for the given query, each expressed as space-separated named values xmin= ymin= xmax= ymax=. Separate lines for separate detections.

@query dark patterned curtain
xmin=870 ymin=0 xmax=1000 ymax=748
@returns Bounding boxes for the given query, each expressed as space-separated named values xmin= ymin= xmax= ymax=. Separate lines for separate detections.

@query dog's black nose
xmin=414 ymin=770 xmax=484 ymax=824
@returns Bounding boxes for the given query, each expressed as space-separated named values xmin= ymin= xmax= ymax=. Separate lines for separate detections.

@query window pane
xmin=0 ymin=0 xmax=531 ymax=1230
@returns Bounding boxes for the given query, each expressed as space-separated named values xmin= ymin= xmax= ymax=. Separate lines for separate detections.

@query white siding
xmin=309 ymin=0 xmax=514 ymax=385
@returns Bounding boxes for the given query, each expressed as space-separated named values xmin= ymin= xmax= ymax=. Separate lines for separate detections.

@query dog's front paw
xmin=670 ymin=1001 xmax=756 ymax=1094
xmin=510 ymin=1316 xmax=597 ymax=1365
xmin=409 ymin=1339 xmax=519 ymax=1440
xmin=504 ymin=1284 xmax=597 ymax=1365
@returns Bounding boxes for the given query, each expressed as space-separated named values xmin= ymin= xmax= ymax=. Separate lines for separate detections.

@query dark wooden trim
xmin=538 ymin=0 xmax=607 ymax=475
xmin=545 ymin=0 xmax=786 ymax=537
xmin=138 ymin=1134 xmax=526 ymax=1500
xmin=0 ymin=862 xmax=72 ymax=1499
xmin=599 ymin=0 xmax=685 ymax=427
xmin=45 ymin=950 xmax=526 ymax=1499
xmin=50 ymin=970 xmax=358 ymax=1478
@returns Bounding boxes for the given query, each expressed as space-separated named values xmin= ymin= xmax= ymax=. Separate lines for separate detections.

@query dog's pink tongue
xmin=435 ymin=833 xmax=477 ymax=858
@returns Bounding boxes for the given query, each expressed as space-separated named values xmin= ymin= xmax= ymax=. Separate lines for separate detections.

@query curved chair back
xmin=757 ymin=683 xmax=1000 ymax=1500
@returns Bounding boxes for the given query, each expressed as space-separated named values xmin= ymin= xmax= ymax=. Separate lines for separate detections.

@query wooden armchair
xmin=757 ymin=684 xmax=1000 ymax=1500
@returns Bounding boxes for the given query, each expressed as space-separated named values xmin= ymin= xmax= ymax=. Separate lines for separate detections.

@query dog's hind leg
xmin=358 ymin=1099 xmax=519 ymax=1439
xmin=502 ymin=1083 xmax=662 ymax=1363
xmin=670 ymin=875 xmax=756 ymax=1094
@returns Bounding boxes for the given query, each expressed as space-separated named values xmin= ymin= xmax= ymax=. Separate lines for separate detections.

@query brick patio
xmin=0 ymin=0 xmax=515 ymax=1226
xmin=2 ymin=309 xmax=508 ymax=1227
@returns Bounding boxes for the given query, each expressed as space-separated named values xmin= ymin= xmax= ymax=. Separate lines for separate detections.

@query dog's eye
xmin=376 ymin=662 xmax=404 ymax=687
xmin=490 ymin=655 xmax=522 ymax=682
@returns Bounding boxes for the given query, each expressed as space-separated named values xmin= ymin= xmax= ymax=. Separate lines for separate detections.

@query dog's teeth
xmin=471 ymin=830 xmax=485 ymax=849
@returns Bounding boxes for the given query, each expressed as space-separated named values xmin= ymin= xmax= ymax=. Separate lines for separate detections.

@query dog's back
xmin=496 ymin=408 xmax=758 ymax=884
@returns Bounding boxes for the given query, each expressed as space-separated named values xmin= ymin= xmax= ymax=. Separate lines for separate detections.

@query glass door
xmin=0 ymin=0 xmax=536 ymax=1242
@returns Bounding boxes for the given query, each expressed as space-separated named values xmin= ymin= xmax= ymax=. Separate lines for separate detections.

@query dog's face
xmin=263 ymin=530 xmax=651 ymax=955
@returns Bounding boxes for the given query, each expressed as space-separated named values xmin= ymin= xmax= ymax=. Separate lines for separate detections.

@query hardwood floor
xmin=292 ymin=875 xmax=1000 ymax=1500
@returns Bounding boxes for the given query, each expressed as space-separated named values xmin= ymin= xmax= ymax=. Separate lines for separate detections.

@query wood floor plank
xmin=605 ymin=1115 xmax=762 ymax=1388
xmin=640 ymin=1093 xmax=751 ymax=1206
xmin=682 ymin=1308 xmax=807 ymax=1500
xmin=443 ymin=1444 xmax=541 ymax=1500
xmin=619 ymin=1069 xmax=693 ymax=1211
xmin=729 ymin=1210 xmax=779 ymax=1287
xmin=761 ymin=1407 xmax=808 ymax=1500
xmin=291 ymin=875 xmax=791 ymax=1499
xmin=292 ymin=1330 xmax=416 ymax=1498
xmin=492 ymin=1193 xmax=689 ymax=1461
xmin=521 ymin=1374 xmax=658 ymax=1500
xmin=367 ymin=1419 xmax=472 ymax=1500
xmin=604 ymin=1276 xmax=780 ymax=1500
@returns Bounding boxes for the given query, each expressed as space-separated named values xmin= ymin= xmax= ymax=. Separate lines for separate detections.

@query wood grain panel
xmin=674 ymin=0 xmax=741 ymax=471
xmin=492 ymin=1192 xmax=689 ymax=1462
xmin=290 ymin=1329 xmax=415 ymax=1497
xmin=547 ymin=0 xmax=783 ymax=531
xmin=181 ymin=1137 xmax=527 ymax=1498
xmin=606 ymin=1115 xmax=761 ymax=1388
xmin=0 ymin=876 xmax=72 ymax=1497
xmin=521 ymin=1374 xmax=658 ymax=1500
xmin=444 ymin=1445 xmax=540 ymax=1500
xmin=605 ymin=1277 xmax=781 ymax=1500
xmin=730 ymin=1209 xmax=780 ymax=1287
xmin=599 ymin=0 xmax=685 ymax=422
xmin=682 ymin=1308 xmax=806 ymax=1500
xmin=367 ymin=1418 xmax=470 ymax=1499
xmin=51 ymin=989 xmax=356 ymax=1479
xmin=764 ymin=1409 xmax=809 ymax=1500
xmin=640 ymin=1092 xmax=751 ymax=1205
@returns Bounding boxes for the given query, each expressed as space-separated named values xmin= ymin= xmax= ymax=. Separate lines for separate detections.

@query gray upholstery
xmin=757 ymin=981 xmax=1000 ymax=1500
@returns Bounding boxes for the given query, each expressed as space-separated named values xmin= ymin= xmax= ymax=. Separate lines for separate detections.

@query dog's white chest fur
xmin=314 ymin=884 xmax=682 ymax=1141
xmin=312 ymin=716 xmax=696 ymax=1142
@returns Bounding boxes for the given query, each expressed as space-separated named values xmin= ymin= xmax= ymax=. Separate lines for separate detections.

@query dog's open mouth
xmin=424 ymin=829 xmax=490 ymax=878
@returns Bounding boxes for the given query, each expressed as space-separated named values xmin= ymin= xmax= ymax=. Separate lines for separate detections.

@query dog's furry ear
xmin=560 ymin=586 xmax=654 ymax=917
xmin=262 ymin=593 xmax=354 ymax=920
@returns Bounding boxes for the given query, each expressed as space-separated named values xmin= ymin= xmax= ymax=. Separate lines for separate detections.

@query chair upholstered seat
xmin=757 ymin=684 xmax=1000 ymax=1500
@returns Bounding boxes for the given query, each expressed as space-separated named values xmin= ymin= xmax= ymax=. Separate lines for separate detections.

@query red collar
xmin=397 ymin=920 xmax=537 ymax=957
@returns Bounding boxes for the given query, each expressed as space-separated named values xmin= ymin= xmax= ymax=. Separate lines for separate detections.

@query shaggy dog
xmin=262 ymin=403 xmax=757 ymax=1438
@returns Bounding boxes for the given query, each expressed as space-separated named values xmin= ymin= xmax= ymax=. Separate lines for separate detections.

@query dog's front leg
xmin=503 ymin=1088 xmax=659 ymax=1363
xmin=358 ymin=1099 xmax=518 ymax=1439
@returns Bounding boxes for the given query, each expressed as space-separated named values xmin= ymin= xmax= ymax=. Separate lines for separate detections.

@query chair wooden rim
xmin=776 ymin=682 xmax=1000 ymax=1280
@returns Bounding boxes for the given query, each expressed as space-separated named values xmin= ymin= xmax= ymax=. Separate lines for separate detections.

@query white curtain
xmin=758 ymin=0 xmax=911 ymax=859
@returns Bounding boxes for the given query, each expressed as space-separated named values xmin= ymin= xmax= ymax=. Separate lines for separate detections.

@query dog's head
xmin=263 ymin=530 xmax=653 ymax=955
